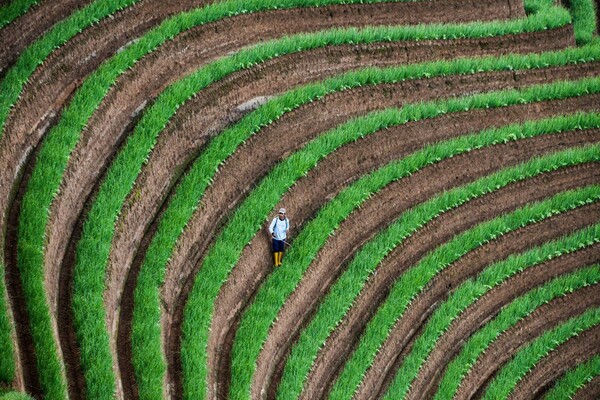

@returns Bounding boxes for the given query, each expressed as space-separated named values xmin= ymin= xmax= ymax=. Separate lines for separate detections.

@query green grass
xmin=257 ymin=115 xmax=600 ymax=400
xmin=383 ymin=230 xmax=600 ymax=399
xmin=545 ymin=355 xmax=600 ymax=399
xmin=0 ymin=262 xmax=14 ymax=384
xmin=570 ymin=0 xmax=598 ymax=44
xmin=0 ymin=0 xmax=39 ymax=29
xmin=0 ymin=392 xmax=34 ymax=400
xmin=328 ymin=186 xmax=600 ymax=399
xmin=484 ymin=307 xmax=600 ymax=398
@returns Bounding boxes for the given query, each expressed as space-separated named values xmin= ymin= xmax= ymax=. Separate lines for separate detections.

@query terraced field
xmin=0 ymin=0 xmax=599 ymax=399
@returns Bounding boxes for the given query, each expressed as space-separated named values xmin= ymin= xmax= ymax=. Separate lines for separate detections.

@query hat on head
xmin=279 ymin=208 xmax=286 ymax=214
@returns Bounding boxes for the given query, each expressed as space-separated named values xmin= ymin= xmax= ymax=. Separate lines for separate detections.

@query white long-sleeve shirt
xmin=269 ymin=217 xmax=289 ymax=240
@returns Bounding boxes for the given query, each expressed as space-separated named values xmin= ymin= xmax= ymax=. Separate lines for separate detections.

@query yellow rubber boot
xmin=273 ymin=252 xmax=278 ymax=267
xmin=278 ymin=252 xmax=283 ymax=266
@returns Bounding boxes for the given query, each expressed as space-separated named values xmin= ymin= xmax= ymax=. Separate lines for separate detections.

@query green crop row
xmin=545 ymin=354 xmax=600 ymax=399
xmin=329 ymin=186 xmax=600 ymax=398
xmin=20 ymin=12 xmax=572 ymax=400
xmin=0 ymin=261 xmax=14 ymax=384
xmin=0 ymin=0 xmax=39 ymax=29
xmin=570 ymin=0 xmax=598 ymax=44
xmin=485 ymin=307 xmax=600 ymax=398
xmin=435 ymin=267 xmax=600 ymax=399
xmin=133 ymin=43 xmax=600 ymax=399
xmin=278 ymin=145 xmax=599 ymax=398
xmin=0 ymin=392 xmax=34 ymax=400
xmin=18 ymin=11 xmax=574 ymax=400
xmin=383 ymin=227 xmax=600 ymax=399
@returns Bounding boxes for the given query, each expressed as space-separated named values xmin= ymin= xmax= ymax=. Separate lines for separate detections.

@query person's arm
xmin=268 ymin=218 xmax=276 ymax=236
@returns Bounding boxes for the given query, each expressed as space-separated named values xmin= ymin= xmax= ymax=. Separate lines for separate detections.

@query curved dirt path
xmin=455 ymin=274 xmax=600 ymax=400
xmin=204 ymin=129 xmax=599 ymax=399
xmin=30 ymin=4 xmax=520 ymax=396
xmin=0 ymin=0 xmax=94 ymax=76
xmin=392 ymin=216 xmax=600 ymax=400
xmin=251 ymin=129 xmax=600 ymax=399
xmin=509 ymin=323 xmax=600 ymax=399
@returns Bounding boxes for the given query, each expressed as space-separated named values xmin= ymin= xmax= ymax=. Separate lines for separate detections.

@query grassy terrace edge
xmin=195 ymin=90 xmax=600 ymax=400
xmin=275 ymin=149 xmax=600 ymax=400
xmin=15 ymin=11 xmax=572 ymax=400
xmin=544 ymin=354 xmax=600 ymax=399
xmin=383 ymin=226 xmax=600 ymax=399
xmin=434 ymin=265 xmax=599 ymax=400
xmin=11 ymin=9 xmax=572 ymax=400
xmin=485 ymin=306 xmax=600 ymax=398
xmin=329 ymin=187 xmax=600 ymax=399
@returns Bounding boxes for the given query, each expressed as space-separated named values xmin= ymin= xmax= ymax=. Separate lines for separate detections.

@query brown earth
xmin=355 ymin=204 xmax=600 ymax=400
xmin=156 ymin=68 xmax=600 ymax=399
xmin=573 ymin=375 xmax=600 ymax=400
xmin=509 ymin=323 xmax=600 ymax=399
xmin=251 ymin=146 xmax=600 ymax=398
xmin=0 ymin=0 xmax=94 ymax=77
xmin=455 ymin=276 xmax=600 ymax=400
xmin=296 ymin=134 xmax=600 ymax=400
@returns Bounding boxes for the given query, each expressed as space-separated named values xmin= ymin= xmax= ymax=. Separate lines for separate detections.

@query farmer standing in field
xmin=268 ymin=208 xmax=289 ymax=267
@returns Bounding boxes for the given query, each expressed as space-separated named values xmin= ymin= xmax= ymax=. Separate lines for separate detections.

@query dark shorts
xmin=272 ymin=238 xmax=285 ymax=252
